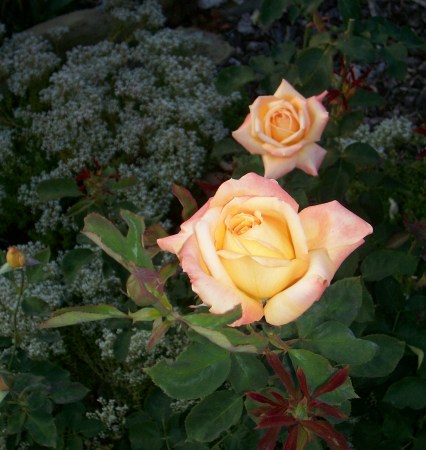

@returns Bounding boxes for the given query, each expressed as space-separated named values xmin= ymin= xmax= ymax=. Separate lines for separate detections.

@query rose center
xmin=228 ymin=211 xmax=262 ymax=235
xmin=271 ymin=109 xmax=298 ymax=133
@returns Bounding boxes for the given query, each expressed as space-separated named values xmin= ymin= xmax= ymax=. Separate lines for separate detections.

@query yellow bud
xmin=6 ymin=246 xmax=26 ymax=269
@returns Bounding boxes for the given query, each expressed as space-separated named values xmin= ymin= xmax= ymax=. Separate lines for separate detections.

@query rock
xmin=26 ymin=8 xmax=114 ymax=54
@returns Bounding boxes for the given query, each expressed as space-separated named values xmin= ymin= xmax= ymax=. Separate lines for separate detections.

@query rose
xmin=158 ymin=173 xmax=372 ymax=326
xmin=158 ymin=173 xmax=373 ymax=326
xmin=232 ymin=79 xmax=329 ymax=179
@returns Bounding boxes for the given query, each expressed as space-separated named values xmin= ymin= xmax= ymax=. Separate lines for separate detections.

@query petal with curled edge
xmin=264 ymin=249 xmax=335 ymax=325
xmin=295 ymin=142 xmax=327 ymax=176
xmin=157 ymin=201 xmax=212 ymax=255
xmin=232 ymin=114 xmax=267 ymax=155
xmin=274 ymin=79 xmax=305 ymax=101
xmin=180 ymin=235 xmax=264 ymax=326
xmin=211 ymin=173 xmax=299 ymax=213
xmin=304 ymin=95 xmax=329 ymax=142
xmin=194 ymin=211 xmax=236 ymax=288
xmin=216 ymin=196 xmax=308 ymax=260
xmin=218 ymin=251 xmax=308 ymax=299
xmin=262 ymin=153 xmax=298 ymax=179
xmin=299 ymin=201 xmax=373 ymax=268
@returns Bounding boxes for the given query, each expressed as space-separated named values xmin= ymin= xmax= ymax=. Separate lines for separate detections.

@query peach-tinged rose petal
xmin=211 ymin=173 xmax=299 ymax=212
xmin=157 ymin=201 xmax=212 ymax=254
xmin=274 ymin=79 xmax=305 ymax=101
xmin=219 ymin=252 xmax=308 ymax=299
xmin=295 ymin=143 xmax=327 ymax=176
xmin=264 ymin=249 xmax=335 ymax=325
xmin=262 ymin=153 xmax=298 ymax=179
xmin=194 ymin=215 xmax=236 ymax=288
xmin=299 ymin=201 xmax=373 ymax=268
xmin=304 ymin=95 xmax=329 ymax=142
xmin=232 ymin=114 xmax=267 ymax=155
xmin=180 ymin=236 xmax=264 ymax=326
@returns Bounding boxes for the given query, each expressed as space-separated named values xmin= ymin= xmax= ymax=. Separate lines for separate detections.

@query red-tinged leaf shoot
xmin=301 ymin=420 xmax=350 ymax=450
xmin=283 ymin=426 xmax=299 ymax=450
xmin=257 ymin=427 xmax=281 ymax=450
xmin=296 ymin=368 xmax=311 ymax=399
xmin=266 ymin=352 xmax=297 ymax=398
xmin=246 ymin=391 xmax=279 ymax=406
xmin=310 ymin=401 xmax=348 ymax=420
xmin=313 ymin=366 xmax=350 ymax=398
xmin=172 ymin=183 xmax=198 ymax=221
xmin=257 ymin=414 xmax=297 ymax=429
xmin=269 ymin=390 xmax=290 ymax=407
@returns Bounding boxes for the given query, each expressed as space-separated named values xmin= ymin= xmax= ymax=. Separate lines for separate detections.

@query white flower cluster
xmin=66 ymin=248 xmax=123 ymax=307
xmin=86 ymin=397 xmax=129 ymax=440
xmin=95 ymin=323 xmax=188 ymax=386
xmin=0 ymin=243 xmax=67 ymax=363
xmin=339 ymin=116 xmax=414 ymax=156
xmin=0 ymin=32 xmax=60 ymax=96
xmin=103 ymin=0 xmax=165 ymax=27
xmin=4 ymin=25 xmax=235 ymax=235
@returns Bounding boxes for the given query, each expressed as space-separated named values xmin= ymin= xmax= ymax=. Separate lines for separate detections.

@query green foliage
xmin=0 ymin=0 xmax=424 ymax=448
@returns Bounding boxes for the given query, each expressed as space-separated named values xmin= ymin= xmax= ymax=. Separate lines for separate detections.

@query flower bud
xmin=6 ymin=246 xmax=26 ymax=269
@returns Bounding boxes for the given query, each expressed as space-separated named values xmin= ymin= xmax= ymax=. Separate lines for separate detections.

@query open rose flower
xmin=158 ymin=173 xmax=372 ymax=326
xmin=232 ymin=79 xmax=329 ymax=179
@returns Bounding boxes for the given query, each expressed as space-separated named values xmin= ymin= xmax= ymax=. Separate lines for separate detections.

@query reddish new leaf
xmin=257 ymin=427 xmax=281 ymax=450
xmin=313 ymin=366 xmax=349 ymax=398
xmin=257 ymin=414 xmax=297 ymax=429
xmin=301 ymin=420 xmax=350 ymax=450
xmin=296 ymin=368 xmax=310 ymax=399
xmin=246 ymin=391 xmax=280 ymax=406
xmin=266 ymin=352 xmax=297 ymax=398
xmin=310 ymin=400 xmax=348 ymax=419
xmin=172 ymin=183 xmax=198 ymax=221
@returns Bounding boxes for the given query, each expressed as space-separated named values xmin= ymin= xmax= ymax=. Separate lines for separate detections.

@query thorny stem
xmin=8 ymin=269 xmax=26 ymax=370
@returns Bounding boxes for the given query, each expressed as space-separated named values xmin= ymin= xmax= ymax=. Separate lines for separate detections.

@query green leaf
xmin=126 ymin=411 xmax=163 ymax=450
xmin=383 ymin=377 xmax=426 ymax=410
xmin=296 ymin=47 xmax=332 ymax=96
xmin=113 ymin=329 xmax=132 ymax=362
xmin=258 ymin=0 xmax=288 ymax=27
xmin=338 ymin=0 xmax=361 ymax=24
xmin=22 ymin=296 xmax=50 ymax=316
xmin=318 ymin=166 xmax=349 ymax=202
xmin=296 ymin=278 xmax=363 ymax=337
xmin=343 ymin=142 xmax=382 ymax=167
xmin=228 ymin=354 xmax=269 ymax=393
xmin=82 ymin=210 xmax=153 ymax=271
xmin=0 ymin=262 xmax=12 ymax=275
xmin=350 ymin=334 xmax=405 ymax=377
xmin=25 ymin=247 xmax=51 ymax=283
xmin=39 ymin=304 xmax=129 ymax=329
xmin=62 ymin=248 xmax=96 ymax=284
xmin=0 ymin=390 xmax=8 ymax=404
xmin=25 ymin=412 xmax=57 ymax=448
xmin=348 ymin=89 xmax=385 ymax=108
xmin=215 ymin=65 xmax=257 ymax=95
xmin=130 ymin=308 xmax=162 ymax=322
xmin=336 ymin=36 xmax=376 ymax=63
xmin=145 ymin=340 xmax=231 ymax=400
xmin=184 ymin=306 xmax=242 ymax=330
xmin=37 ymin=178 xmax=82 ymax=201
xmin=185 ymin=391 xmax=243 ymax=442
xmin=289 ymin=349 xmax=358 ymax=404
xmin=361 ymin=249 xmax=418 ymax=281
xmin=305 ymin=321 xmax=378 ymax=365
xmin=354 ymin=285 xmax=375 ymax=323
xmin=50 ymin=381 xmax=89 ymax=404
xmin=172 ymin=183 xmax=198 ymax=221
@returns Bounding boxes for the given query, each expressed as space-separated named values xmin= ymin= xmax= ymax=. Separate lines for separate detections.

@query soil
xmin=164 ymin=0 xmax=426 ymax=126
